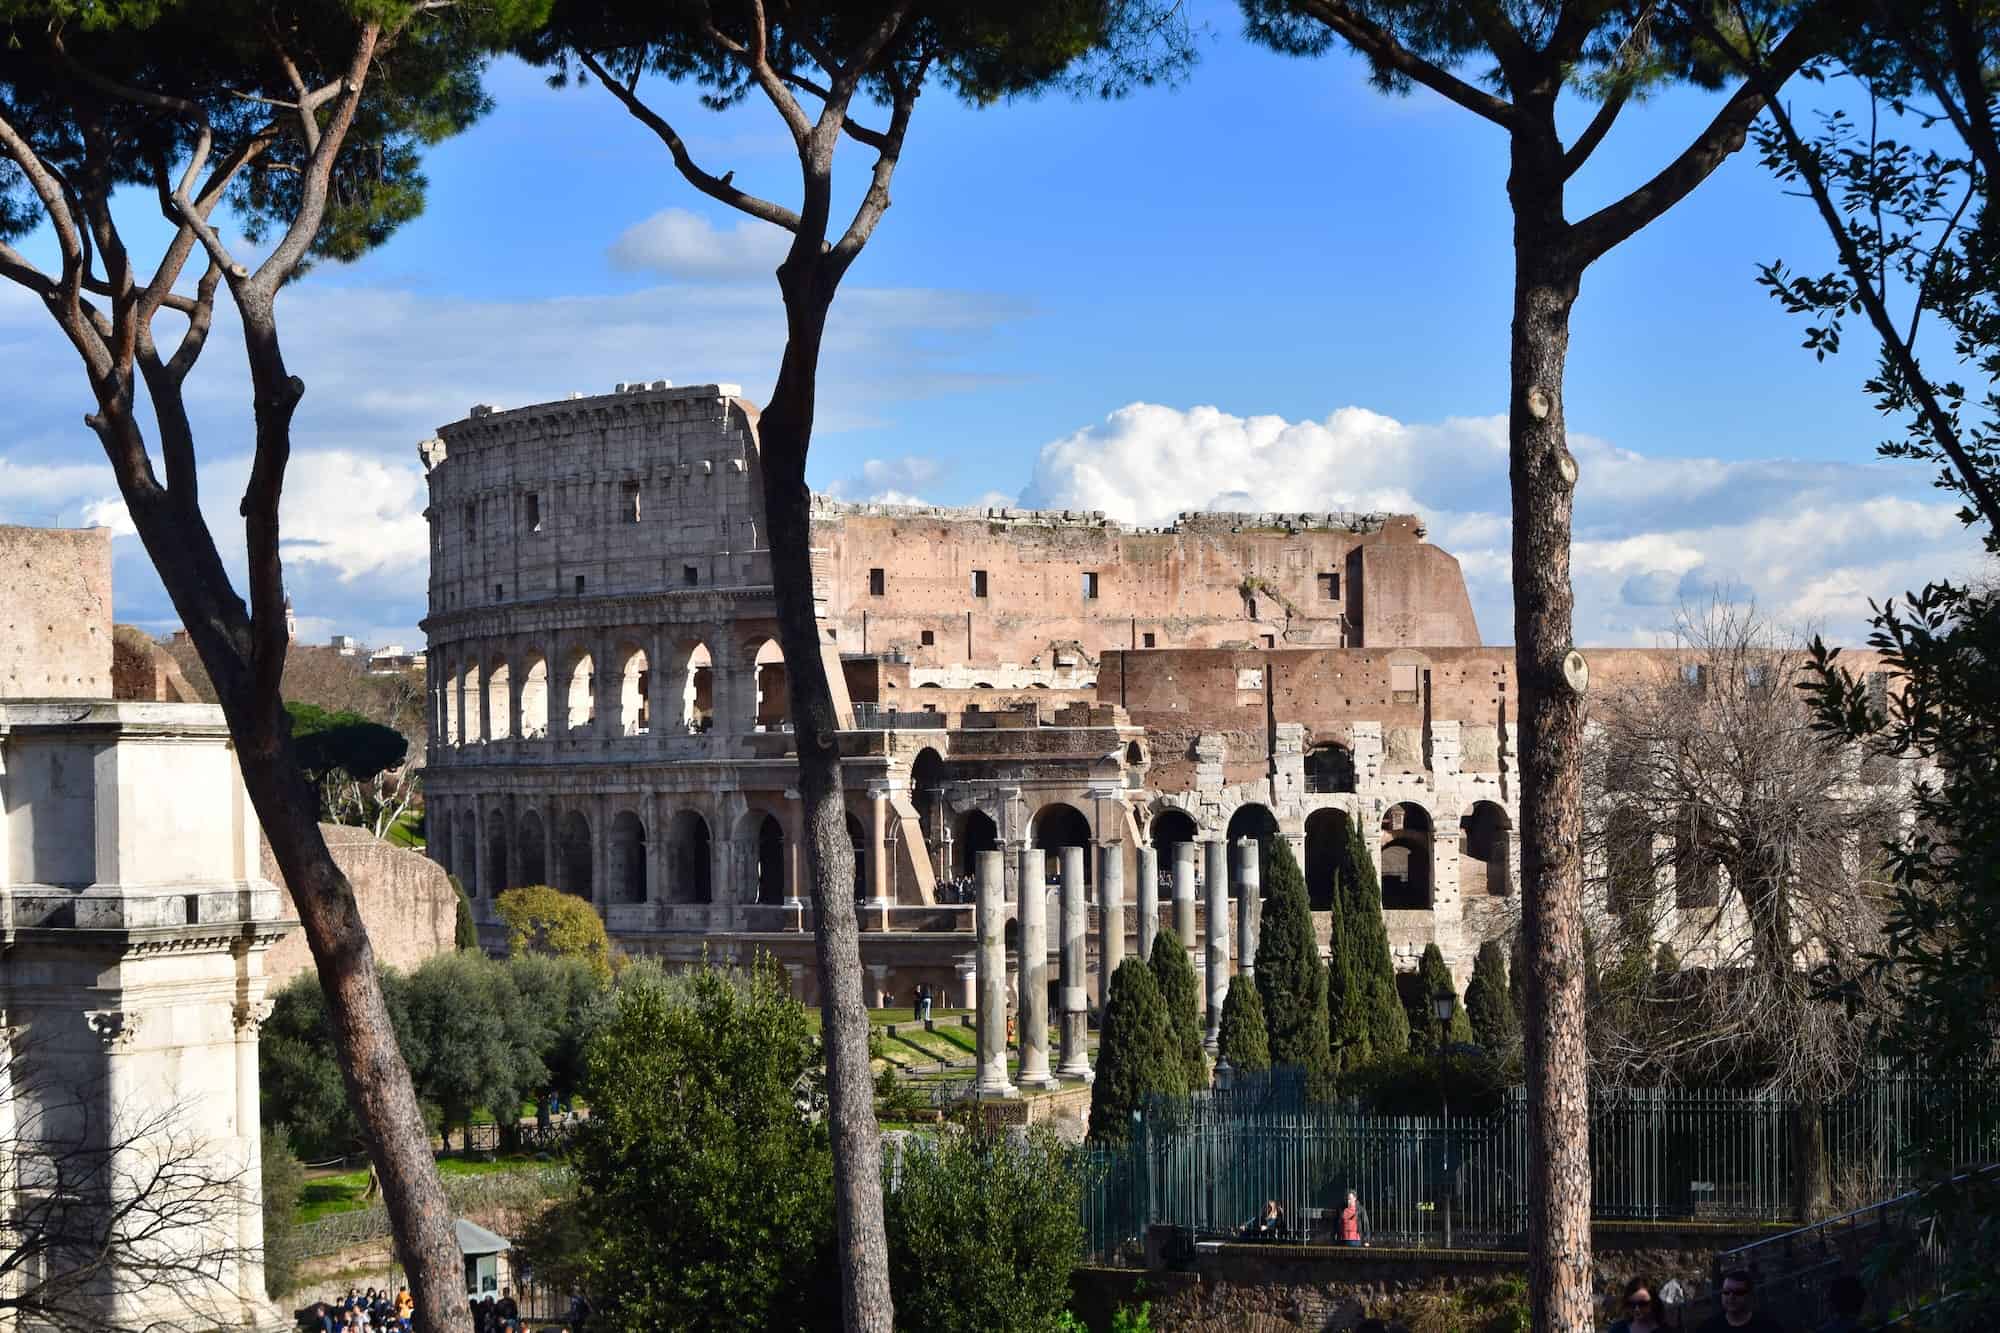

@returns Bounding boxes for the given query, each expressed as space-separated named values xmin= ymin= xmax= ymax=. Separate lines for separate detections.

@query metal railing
xmin=849 ymin=703 xmax=948 ymax=730
xmin=1081 ymin=1069 xmax=2000 ymax=1264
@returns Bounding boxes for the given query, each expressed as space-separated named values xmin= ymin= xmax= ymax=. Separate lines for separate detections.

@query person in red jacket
xmin=1339 ymin=1190 xmax=1368 ymax=1246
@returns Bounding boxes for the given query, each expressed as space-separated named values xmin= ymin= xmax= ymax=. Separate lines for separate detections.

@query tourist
xmin=1339 ymin=1189 xmax=1368 ymax=1247
xmin=1239 ymin=1198 xmax=1284 ymax=1240
xmin=1609 ymin=1275 xmax=1666 ymax=1333
xmin=495 ymin=1286 xmax=518 ymax=1323
xmin=917 ymin=981 xmax=932 ymax=1022
xmin=1697 ymin=1269 xmax=1786 ymax=1332
xmin=394 ymin=1286 xmax=414 ymax=1321
xmin=1815 ymin=1274 xmax=1867 ymax=1332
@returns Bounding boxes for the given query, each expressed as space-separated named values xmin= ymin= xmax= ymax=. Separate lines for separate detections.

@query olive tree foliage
xmin=516 ymin=9 xmax=1191 ymax=1328
xmin=1235 ymin=0 xmax=1838 ymax=1318
xmin=496 ymin=884 xmax=614 ymax=979
xmin=882 ymin=1127 xmax=1086 ymax=1333
xmin=0 ymin=2 xmax=537 ymax=1324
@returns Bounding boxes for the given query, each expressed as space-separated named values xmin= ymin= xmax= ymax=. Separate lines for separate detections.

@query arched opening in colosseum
xmin=558 ymin=810 xmax=592 ymax=898
xmin=755 ymin=814 xmax=786 ymax=904
xmin=845 ymin=812 xmax=869 ymax=902
xmin=442 ymin=664 xmax=460 ymax=744
xmin=1380 ymin=802 xmax=1433 ymax=910
xmin=615 ymin=643 xmax=651 ymax=735
xmin=519 ymin=653 xmax=549 ymax=738
xmin=1033 ymin=802 xmax=1093 ymax=888
xmin=911 ymin=748 xmax=947 ymax=869
xmin=1149 ymin=808 xmax=1198 ymax=856
xmin=485 ymin=658 xmax=512 ymax=740
xmin=1303 ymin=808 xmax=1354 ymax=910
xmin=955 ymin=809 xmax=998 ymax=878
xmin=518 ymin=811 xmax=546 ymax=886
xmin=461 ymin=661 xmax=484 ymax=743
xmin=667 ymin=810 xmax=712 ymax=904
xmin=1227 ymin=802 xmax=1279 ymax=892
xmin=751 ymin=638 xmax=789 ymax=731
xmin=563 ymin=648 xmax=596 ymax=734
xmin=457 ymin=822 xmax=478 ymax=896
xmin=1460 ymin=801 xmax=1513 ymax=897
xmin=1606 ymin=805 xmax=1655 ymax=920
xmin=609 ymin=811 xmax=647 ymax=903
xmin=1306 ymin=742 xmax=1355 ymax=793
xmin=678 ymin=642 xmax=714 ymax=733
xmin=485 ymin=814 xmax=509 ymax=897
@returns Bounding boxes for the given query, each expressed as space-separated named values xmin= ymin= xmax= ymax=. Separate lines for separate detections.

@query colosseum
xmin=418 ymin=380 xmax=1896 ymax=1013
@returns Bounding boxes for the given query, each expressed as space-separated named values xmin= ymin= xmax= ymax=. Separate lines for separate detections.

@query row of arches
xmin=436 ymin=637 xmax=790 ymax=746
xmin=444 ymin=805 xmax=799 ymax=906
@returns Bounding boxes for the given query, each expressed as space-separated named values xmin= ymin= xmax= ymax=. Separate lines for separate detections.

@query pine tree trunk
xmin=1506 ymin=119 xmax=1595 ymax=1332
xmin=759 ymin=267 xmax=895 ymax=1333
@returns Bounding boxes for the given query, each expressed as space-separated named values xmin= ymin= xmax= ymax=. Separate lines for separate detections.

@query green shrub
xmin=261 ymin=1130 xmax=306 ymax=1299
xmin=1089 ymin=959 xmax=1185 ymax=1145
xmin=1341 ymin=1047 xmax=1509 ymax=1118
xmin=1253 ymin=839 xmax=1335 ymax=1097
xmin=1342 ymin=820 xmax=1409 ymax=1057
xmin=1216 ymin=975 xmax=1270 ymax=1073
xmin=1148 ymin=928 xmax=1208 ymax=1091
xmin=1406 ymin=943 xmax=1474 ymax=1052
xmin=1464 ymin=940 xmax=1518 ymax=1059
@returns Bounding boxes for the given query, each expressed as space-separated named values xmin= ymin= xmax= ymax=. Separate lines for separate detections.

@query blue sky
xmin=0 ymin=0 xmax=1979 ymax=649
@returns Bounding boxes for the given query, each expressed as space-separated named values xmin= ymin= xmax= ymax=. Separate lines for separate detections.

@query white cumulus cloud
xmin=1023 ymin=402 xmax=1984 ymax=645
xmin=608 ymin=208 xmax=791 ymax=281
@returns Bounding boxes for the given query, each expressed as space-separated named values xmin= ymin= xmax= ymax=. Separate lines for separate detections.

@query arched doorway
xmin=1226 ymin=803 xmax=1279 ymax=891
xmin=911 ymin=747 xmax=947 ymax=873
xmin=461 ymin=662 xmax=483 ymax=743
xmin=518 ymin=811 xmax=546 ymax=886
xmin=614 ymin=642 xmax=650 ymax=735
xmin=486 ymin=659 xmax=512 ymax=741
xmin=845 ymin=812 xmax=869 ymax=903
xmin=1306 ymin=742 xmax=1355 ymax=793
xmin=1033 ymin=802 xmax=1093 ymax=887
xmin=1380 ymin=803 xmax=1433 ymax=910
xmin=558 ymin=810 xmax=593 ymax=899
xmin=955 ymin=809 xmax=998 ymax=879
xmin=668 ymin=810 xmax=712 ymax=904
xmin=456 ymin=823 xmax=478 ymax=897
xmin=1461 ymin=801 xmax=1513 ymax=897
xmin=756 ymin=815 xmax=785 ymax=904
xmin=751 ymin=638 xmax=789 ymax=730
xmin=609 ymin=810 xmax=647 ymax=903
xmin=563 ymin=648 xmax=595 ymax=734
xmin=484 ymin=815 xmax=509 ymax=898
xmin=680 ymin=642 xmax=714 ymax=733
xmin=519 ymin=653 xmax=549 ymax=738
xmin=1304 ymin=808 xmax=1355 ymax=911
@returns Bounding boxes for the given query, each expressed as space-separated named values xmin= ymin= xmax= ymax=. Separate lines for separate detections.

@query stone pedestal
xmin=1204 ymin=839 xmax=1230 ymax=1051
xmin=1136 ymin=845 xmax=1159 ymax=963
xmin=972 ymin=850 xmax=1016 ymax=1098
xmin=0 ymin=701 xmax=292 ymax=1333
xmin=1057 ymin=846 xmax=1092 ymax=1081
xmin=1014 ymin=846 xmax=1055 ymax=1089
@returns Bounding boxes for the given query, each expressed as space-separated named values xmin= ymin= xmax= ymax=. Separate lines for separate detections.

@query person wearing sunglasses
xmin=1610 ymin=1275 xmax=1667 ymax=1333
xmin=1698 ymin=1268 xmax=1788 ymax=1331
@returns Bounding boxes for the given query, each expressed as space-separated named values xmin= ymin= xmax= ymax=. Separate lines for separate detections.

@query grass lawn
xmin=296 ymin=1154 xmax=543 ymax=1223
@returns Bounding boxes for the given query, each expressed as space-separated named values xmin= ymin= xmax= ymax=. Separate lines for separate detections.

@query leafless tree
xmin=0 ymin=9 xmax=493 ymax=1325
xmin=0 ymin=1049 xmax=258 ymax=1333
xmin=1581 ymin=599 xmax=1894 ymax=1216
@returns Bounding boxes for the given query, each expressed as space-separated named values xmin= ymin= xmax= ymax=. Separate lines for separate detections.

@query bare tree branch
xmin=1291 ymin=0 xmax=1518 ymax=127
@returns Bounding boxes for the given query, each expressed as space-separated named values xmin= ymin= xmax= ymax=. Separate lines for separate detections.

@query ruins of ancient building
xmin=418 ymin=384 xmax=1901 ymax=1018
xmin=0 ymin=525 xmax=286 ymax=1331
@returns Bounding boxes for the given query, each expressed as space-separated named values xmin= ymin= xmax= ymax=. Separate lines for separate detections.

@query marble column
xmin=1204 ymin=838 xmax=1230 ymax=1051
xmin=1097 ymin=842 xmax=1125 ymax=992
xmin=868 ymin=790 xmax=892 ymax=907
xmin=1233 ymin=837 xmax=1261 ymax=974
xmin=1172 ymin=841 xmax=1197 ymax=949
xmin=973 ymin=850 xmax=1017 ymax=1097
xmin=1057 ymin=845 xmax=1092 ymax=1081
xmin=1015 ymin=844 xmax=1055 ymax=1089
xmin=1136 ymin=844 xmax=1159 ymax=963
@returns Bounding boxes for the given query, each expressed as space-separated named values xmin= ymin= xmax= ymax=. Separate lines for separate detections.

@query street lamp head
xmin=1432 ymin=991 xmax=1455 ymax=1024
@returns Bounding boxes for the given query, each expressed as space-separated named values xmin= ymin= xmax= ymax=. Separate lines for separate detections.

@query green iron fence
xmin=1081 ymin=1069 xmax=2000 ymax=1264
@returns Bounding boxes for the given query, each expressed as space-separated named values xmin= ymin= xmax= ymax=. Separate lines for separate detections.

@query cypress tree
xmin=1408 ymin=943 xmax=1473 ymax=1051
xmin=1216 ymin=976 xmax=1271 ymax=1074
xmin=1464 ymin=939 xmax=1518 ymax=1055
xmin=1252 ymin=839 xmax=1336 ymax=1095
xmin=1343 ymin=819 xmax=1409 ymax=1056
xmin=1149 ymin=927 xmax=1208 ymax=1091
xmin=1089 ymin=958 xmax=1184 ymax=1145
xmin=1324 ymin=876 xmax=1366 ymax=1070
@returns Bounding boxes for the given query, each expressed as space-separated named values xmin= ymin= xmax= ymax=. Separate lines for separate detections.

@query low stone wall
xmin=263 ymin=823 xmax=457 ymax=987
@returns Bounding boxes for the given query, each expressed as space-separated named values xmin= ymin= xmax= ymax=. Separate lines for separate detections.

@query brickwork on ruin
xmin=0 ymin=524 xmax=113 ymax=699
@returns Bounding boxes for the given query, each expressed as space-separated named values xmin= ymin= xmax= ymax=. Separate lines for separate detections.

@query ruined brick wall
xmin=0 ymin=524 xmax=113 ymax=699
xmin=261 ymin=823 xmax=455 ymax=987
xmin=109 ymin=624 xmax=201 ymax=701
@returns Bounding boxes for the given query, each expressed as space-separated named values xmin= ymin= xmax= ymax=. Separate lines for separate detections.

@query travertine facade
xmin=418 ymin=385 xmax=1899 ymax=1015
xmin=0 ymin=524 xmax=113 ymax=700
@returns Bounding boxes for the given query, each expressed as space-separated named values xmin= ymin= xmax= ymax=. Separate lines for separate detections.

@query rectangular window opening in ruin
xmin=869 ymin=567 xmax=885 ymax=596
xmin=464 ymin=503 xmax=477 ymax=541
xmin=574 ymin=575 xmax=586 ymax=595
xmin=683 ymin=565 xmax=699 ymax=587
xmin=1083 ymin=571 xmax=1099 ymax=600
xmin=494 ymin=582 xmax=503 ymax=599
xmin=525 ymin=492 xmax=541 ymax=532
xmin=1318 ymin=572 xmax=1339 ymax=600
xmin=972 ymin=569 xmax=988 ymax=598
xmin=921 ymin=630 xmax=936 ymax=646
xmin=1261 ymin=634 xmax=1275 ymax=649
xmin=1143 ymin=632 xmax=1156 ymax=648
xmin=622 ymin=480 xmax=642 ymax=523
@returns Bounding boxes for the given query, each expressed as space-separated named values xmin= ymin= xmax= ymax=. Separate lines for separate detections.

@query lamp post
xmin=1432 ymin=990 xmax=1455 ymax=1250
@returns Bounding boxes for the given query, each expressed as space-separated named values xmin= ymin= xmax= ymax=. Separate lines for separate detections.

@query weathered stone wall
xmin=262 ymin=824 xmax=456 ymax=987
xmin=110 ymin=624 xmax=201 ymax=701
xmin=0 ymin=523 xmax=113 ymax=699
